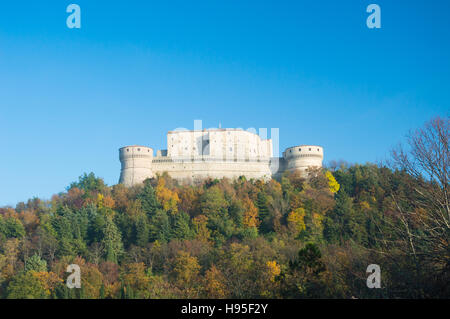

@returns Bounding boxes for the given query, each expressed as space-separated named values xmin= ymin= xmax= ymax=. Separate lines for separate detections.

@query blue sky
xmin=0 ymin=1 xmax=449 ymax=205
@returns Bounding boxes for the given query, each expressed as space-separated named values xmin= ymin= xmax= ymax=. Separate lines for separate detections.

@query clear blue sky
xmin=1 ymin=1 xmax=449 ymax=206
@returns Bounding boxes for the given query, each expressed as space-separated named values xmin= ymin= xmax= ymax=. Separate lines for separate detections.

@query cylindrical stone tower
xmin=119 ymin=145 xmax=153 ymax=187
xmin=283 ymin=145 xmax=323 ymax=173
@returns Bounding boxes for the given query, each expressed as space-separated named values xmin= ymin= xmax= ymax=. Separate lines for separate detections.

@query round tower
xmin=283 ymin=145 xmax=323 ymax=173
xmin=119 ymin=145 xmax=154 ymax=187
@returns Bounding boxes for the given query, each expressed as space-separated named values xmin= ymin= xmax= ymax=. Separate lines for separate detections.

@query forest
xmin=0 ymin=117 xmax=448 ymax=299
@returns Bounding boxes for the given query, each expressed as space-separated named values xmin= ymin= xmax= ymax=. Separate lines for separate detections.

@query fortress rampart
xmin=119 ymin=128 xmax=323 ymax=186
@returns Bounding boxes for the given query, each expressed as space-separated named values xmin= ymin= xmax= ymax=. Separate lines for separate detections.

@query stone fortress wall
xmin=119 ymin=128 xmax=323 ymax=187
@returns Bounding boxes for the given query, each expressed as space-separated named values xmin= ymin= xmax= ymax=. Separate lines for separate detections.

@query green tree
xmin=149 ymin=210 xmax=172 ymax=242
xmin=135 ymin=215 xmax=150 ymax=247
xmin=68 ymin=172 xmax=106 ymax=193
xmin=282 ymin=243 xmax=327 ymax=298
xmin=25 ymin=254 xmax=47 ymax=273
xmin=323 ymin=191 xmax=361 ymax=243
xmin=200 ymin=186 xmax=228 ymax=215
xmin=291 ymin=243 xmax=326 ymax=276
xmin=171 ymin=212 xmax=194 ymax=240
xmin=1 ymin=217 xmax=25 ymax=238
xmin=137 ymin=179 xmax=160 ymax=215
xmin=256 ymin=192 xmax=271 ymax=233
xmin=7 ymin=272 xmax=48 ymax=299
xmin=102 ymin=216 xmax=124 ymax=263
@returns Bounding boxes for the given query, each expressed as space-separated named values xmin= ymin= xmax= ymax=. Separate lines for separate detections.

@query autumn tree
xmin=171 ymin=251 xmax=200 ymax=290
xmin=32 ymin=271 xmax=63 ymax=297
xmin=287 ymin=208 xmax=306 ymax=236
xmin=219 ymin=243 xmax=257 ymax=298
xmin=390 ymin=116 xmax=450 ymax=291
xmin=192 ymin=215 xmax=211 ymax=243
xmin=202 ymin=265 xmax=228 ymax=298
xmin=242 ymin=197 xmax=259 ymax=229
xmin=156 ymin=178 xmax=179 ymax=215
xmin=326 ymin=171 xmax=340 ymax=194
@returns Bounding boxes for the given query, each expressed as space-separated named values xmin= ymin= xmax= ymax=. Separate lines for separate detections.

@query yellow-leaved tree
xmin=156 ymin=178 xmax=179 ymax=214
xmin=32 ymin=271 xmax=62 ymax=297
xmin=192 ymin=215 xmax=211 ymax=243
xmin=266 ymin=260 xmax=281 ymax=282
xmin=242 ymin=197 xmax=260 ymax=228
xmin=325 ymin=171 xmax=340 ymax=193
xmin=287 ymin=207 xmax=306 ymax=235
xmin=203 ymin=265 xmax=228 ymax=298
xmin=172 ymin=251 xmax=201 ymax=297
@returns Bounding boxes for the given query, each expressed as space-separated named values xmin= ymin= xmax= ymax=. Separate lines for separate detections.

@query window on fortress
xmin=317 ymin=148 xmax=319 ymax=151
xmin=127 ymin=149 xmax=129 ymax=152
xmin=202 ymin=139 xmax=210 ymax=155
xmin=309 ymin=148 xmax=311 ymax=151
xmin=138 ymin=148 xmax=140 ymax=151
xmin=299 ymin=148 xmax=301 ymax=151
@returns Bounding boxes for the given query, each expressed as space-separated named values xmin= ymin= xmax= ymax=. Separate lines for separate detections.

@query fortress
xmin=119 ymin=128 xmax=323 ymax=187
